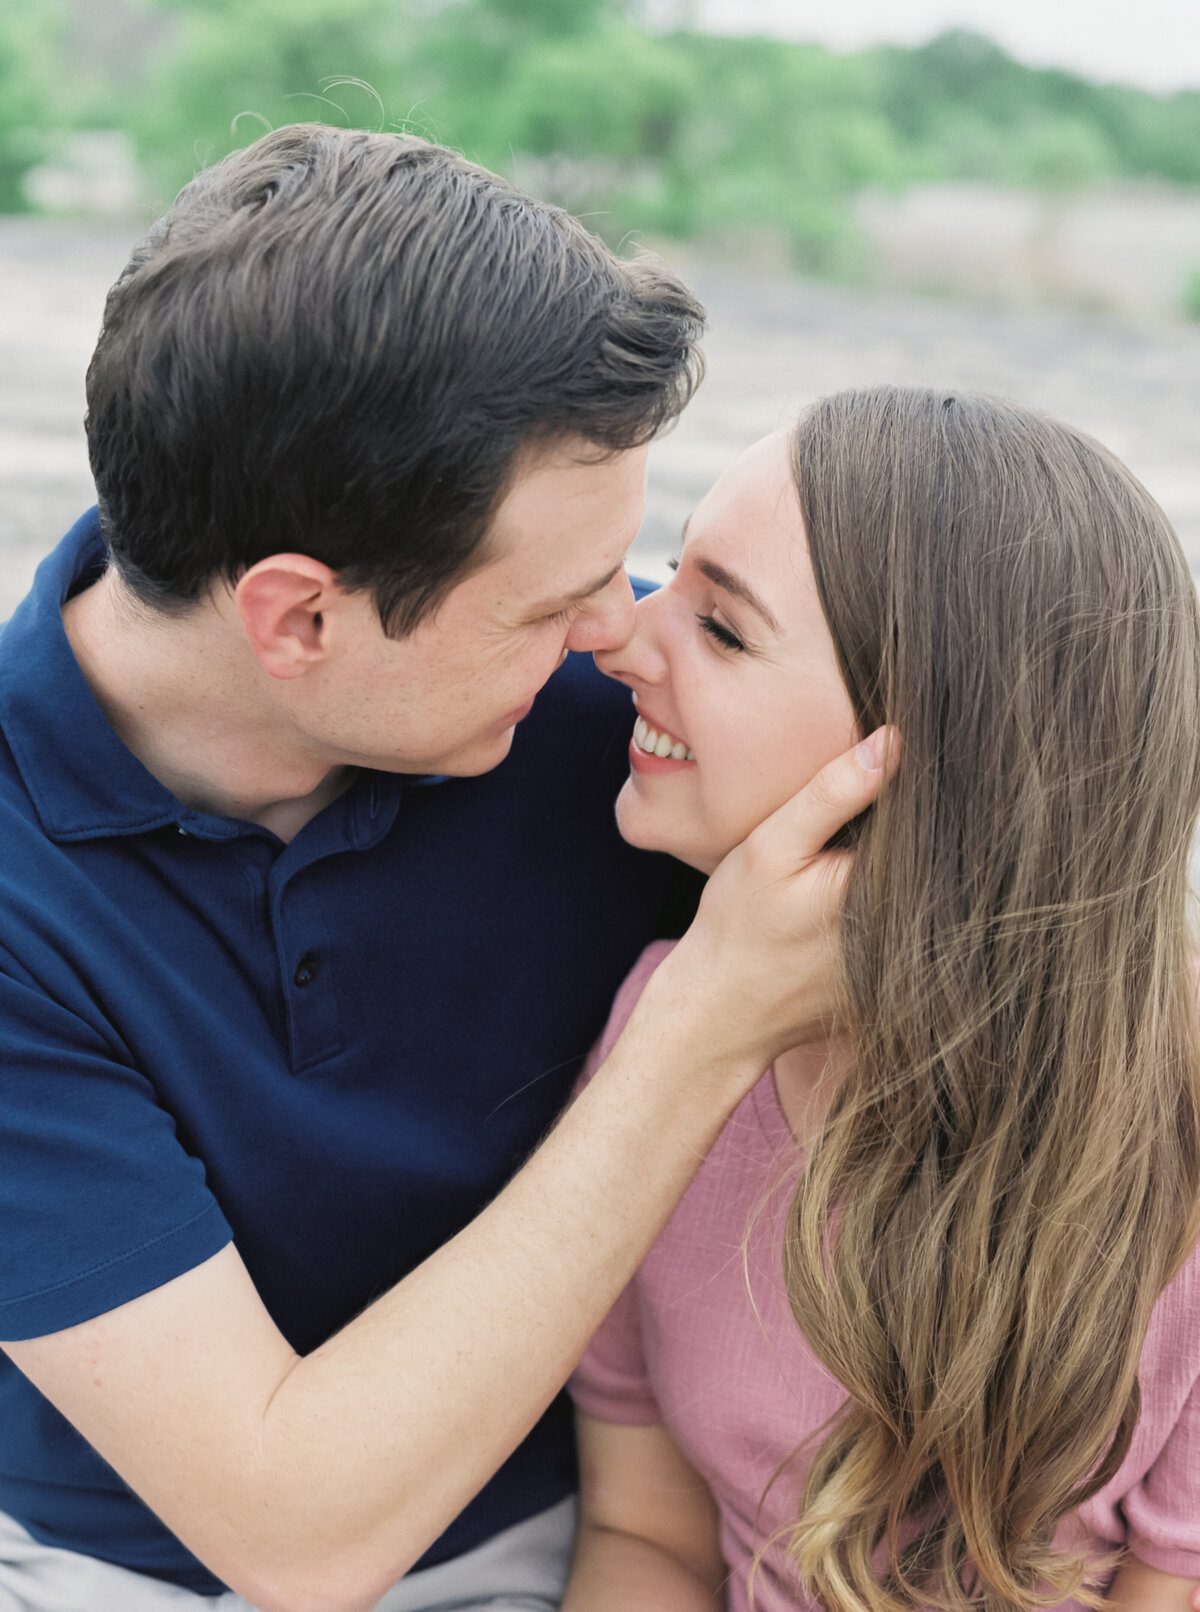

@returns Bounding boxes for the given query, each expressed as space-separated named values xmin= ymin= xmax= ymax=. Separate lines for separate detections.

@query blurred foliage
xmin=7 ymin=0 xmax=1200 ymax=265
xmin=1185 ymin=269 xmax=1200 ymax=322
xmin=0 ymin=2 xmax=69 ymax=211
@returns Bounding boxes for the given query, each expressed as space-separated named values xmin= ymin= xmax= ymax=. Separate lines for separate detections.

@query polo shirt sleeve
xmin=0 ymin=963 xmax=232 ymax=1341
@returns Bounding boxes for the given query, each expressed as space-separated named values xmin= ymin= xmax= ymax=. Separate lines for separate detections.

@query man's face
xmin=293 ymin=436 xmax=649 ymax=777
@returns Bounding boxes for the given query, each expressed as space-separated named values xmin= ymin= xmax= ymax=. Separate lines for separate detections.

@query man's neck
xmin=61 ymin=569 xmax=352 ymax=842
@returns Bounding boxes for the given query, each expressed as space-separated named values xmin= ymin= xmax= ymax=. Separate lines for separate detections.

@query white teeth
xmin=632 ymin=714 xmax=694 ymax=761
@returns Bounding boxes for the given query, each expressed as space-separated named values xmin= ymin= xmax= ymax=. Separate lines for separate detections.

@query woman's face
xmin=597 ymin=431 xmax=858 ymax=874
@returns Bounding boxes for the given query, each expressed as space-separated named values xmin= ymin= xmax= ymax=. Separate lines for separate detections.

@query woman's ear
xmin=235 ymin=555 xmax=341 ymax=680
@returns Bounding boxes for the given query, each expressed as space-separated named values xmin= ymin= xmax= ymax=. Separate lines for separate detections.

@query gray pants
xmin=0 ymin=1499 xmax=577 ymax=1612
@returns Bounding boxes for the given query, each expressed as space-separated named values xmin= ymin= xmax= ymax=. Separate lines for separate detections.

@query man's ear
xmin=235 ymin=555 xmax=341 ymax=680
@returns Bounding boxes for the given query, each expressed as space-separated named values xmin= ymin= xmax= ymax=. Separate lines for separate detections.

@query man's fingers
xmin=748 ymin=726 xmax=900 ymax=868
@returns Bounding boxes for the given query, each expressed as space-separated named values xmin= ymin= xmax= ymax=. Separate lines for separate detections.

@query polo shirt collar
xmin=0 ymin=510 xmax=405 ymax=848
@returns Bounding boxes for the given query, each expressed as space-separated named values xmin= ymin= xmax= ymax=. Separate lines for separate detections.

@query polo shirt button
xmin=293 ymin=954 xmax=318 ymax=988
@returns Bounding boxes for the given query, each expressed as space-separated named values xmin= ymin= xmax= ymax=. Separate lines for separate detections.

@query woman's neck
xmin=772 ymin=1037 xmax=850 ymax=1147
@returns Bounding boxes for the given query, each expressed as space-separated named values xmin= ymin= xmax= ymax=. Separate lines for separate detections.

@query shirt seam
xmin=0 ymin=1202 xmax=224 ymax=1309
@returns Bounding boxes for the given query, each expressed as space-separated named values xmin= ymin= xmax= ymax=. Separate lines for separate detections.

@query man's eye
xmin=542 ymin=606 xmax=572 ymax=626
xmin=698 ymin=614 xmax=745 ymax=652
xmin=667 ymin=554 xmax=680 ymax=573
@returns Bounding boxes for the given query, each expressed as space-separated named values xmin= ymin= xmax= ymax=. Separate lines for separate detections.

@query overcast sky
xmin=683 ymin=0 xmax=1200 ymax=95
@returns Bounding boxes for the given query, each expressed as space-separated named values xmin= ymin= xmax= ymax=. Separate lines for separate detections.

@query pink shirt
xmin=569 ymin=943 xmax=1200 ymax=1612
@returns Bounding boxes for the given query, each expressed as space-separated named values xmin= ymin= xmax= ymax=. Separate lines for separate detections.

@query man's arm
xmin=3 ymin=734 xmax=892 ymax=1612
xmin=562 ymin=1415 xmax=725 ymax=1612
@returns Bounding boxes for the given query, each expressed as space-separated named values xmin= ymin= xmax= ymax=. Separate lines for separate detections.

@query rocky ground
xmin=3 ymin=217 xmax=1199 ymax=614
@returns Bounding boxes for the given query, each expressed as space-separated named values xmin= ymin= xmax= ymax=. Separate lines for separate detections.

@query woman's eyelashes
xmin=698 ymin=614 xmax=745 ymax=652
xmin=667 ymin=554 xmax=746 ymax=652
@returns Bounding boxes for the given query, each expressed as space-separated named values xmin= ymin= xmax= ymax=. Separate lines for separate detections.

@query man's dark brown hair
xmin=85 ymin=124 xmax=705 ymax=634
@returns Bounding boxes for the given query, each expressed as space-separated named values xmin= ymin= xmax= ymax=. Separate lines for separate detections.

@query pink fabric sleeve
xmin=1122 ymin=1357 xmax=1200 ymax=1577
xmin=567 ymin=941 xmax=677 ymax=1428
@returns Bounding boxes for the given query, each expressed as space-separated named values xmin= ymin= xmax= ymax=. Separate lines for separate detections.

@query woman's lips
xmin=628 ymin=737 xmax=696 ymax=775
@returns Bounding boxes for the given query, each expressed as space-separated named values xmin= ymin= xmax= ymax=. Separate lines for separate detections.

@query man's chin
xmin=418 ymin=727 xmax=516 ymax=779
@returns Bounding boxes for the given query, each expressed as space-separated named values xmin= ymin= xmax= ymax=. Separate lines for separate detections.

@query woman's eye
xmin=542 ymin=606 xmax=572 ymax=626
xmin=698 ymin=614 xmax=745 ymax=652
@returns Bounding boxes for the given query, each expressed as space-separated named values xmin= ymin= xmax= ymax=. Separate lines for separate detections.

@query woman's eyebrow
xmin=694 ymin=557 xmax=782 ymax=634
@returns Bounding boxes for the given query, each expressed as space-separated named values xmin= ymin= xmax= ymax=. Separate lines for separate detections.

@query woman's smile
xmin=597 ymin=430 xmax=858 ymax=874
xmin=631 ymin=713 xmax=694 ymax=761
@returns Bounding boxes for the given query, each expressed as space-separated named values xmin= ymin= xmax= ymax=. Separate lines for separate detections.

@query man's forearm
xmin=10 ymin=1002 xmax=758 ymax=1612
xmin=252 ymin=1005 xmax=756 ymax=1604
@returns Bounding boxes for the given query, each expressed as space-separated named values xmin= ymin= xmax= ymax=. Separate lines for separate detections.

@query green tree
xmin=9 ymin=0 xmax=1200 ymax=298
xmin=488 ymin=24 xmax=697 ymax=162
xmin=463 ymin=0 xmax=619 ymax=37
xmin=1008 ymin=115 xmax=1115 ymax=190
xmin=133 ymin=0 xmax=408 ymax=202
xmin=0 ymin=3 xmax=68 ymax=210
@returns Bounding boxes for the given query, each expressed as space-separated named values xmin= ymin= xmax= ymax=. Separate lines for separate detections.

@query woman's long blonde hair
xmin=783 ymin=388 xmax=1200 ymax=1611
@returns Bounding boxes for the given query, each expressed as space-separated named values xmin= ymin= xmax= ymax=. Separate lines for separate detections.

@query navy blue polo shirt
xmin=0 ymin=511 xmax=690 ymax=1594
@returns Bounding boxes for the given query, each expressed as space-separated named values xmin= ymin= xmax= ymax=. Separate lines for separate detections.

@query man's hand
xmin=639 ymin=726 xmax=898 ymax=1083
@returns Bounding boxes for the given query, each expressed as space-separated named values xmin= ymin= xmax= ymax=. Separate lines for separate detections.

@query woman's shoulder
xmin=616 ymin=939 xmax=678 ymax=1006
xmin=579 ymin=941 xmax=679 ymax=1086
xmin=604 ymin=939 xmax=679 ymax=1038
xmin=1156 ymin=1230 xmax=1200 ymax=1325
xmin=1136 ymin=1230 xmax=1200 ymax=1403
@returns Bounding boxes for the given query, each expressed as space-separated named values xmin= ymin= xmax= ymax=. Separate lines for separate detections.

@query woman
xmin=562 ymin=388 xmax=1200 ymax=1612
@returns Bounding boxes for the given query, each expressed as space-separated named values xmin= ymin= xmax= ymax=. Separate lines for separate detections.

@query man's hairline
xmin=102 ymin=427 xmax=637 ymax=635
xmin=429 ymin=429 xmax=641 ymax=618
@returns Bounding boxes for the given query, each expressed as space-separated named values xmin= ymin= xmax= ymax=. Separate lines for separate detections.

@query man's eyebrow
xmin=694 ymin=557 xmax=782 ymax=634
xmin=527 ymin=563 xmax=622 ymax=616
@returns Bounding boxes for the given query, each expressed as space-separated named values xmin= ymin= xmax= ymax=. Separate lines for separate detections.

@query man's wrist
xmin=613 ymin=975 xmax=767 ymax=1113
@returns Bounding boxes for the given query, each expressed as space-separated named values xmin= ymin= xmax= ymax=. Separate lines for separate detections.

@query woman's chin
xmin=613 ymin=787 xmax=721 ymax=875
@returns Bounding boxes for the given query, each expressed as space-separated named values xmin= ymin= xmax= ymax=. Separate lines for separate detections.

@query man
xmin=0 ymin=125 xmax=885 ymax=1612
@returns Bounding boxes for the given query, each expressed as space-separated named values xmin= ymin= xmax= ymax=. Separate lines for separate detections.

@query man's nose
xmin=565 ymin=570 xmax=636 ymax=655
xmin=592 ymin=582 xmax=670 ymax=688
